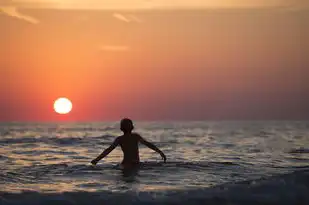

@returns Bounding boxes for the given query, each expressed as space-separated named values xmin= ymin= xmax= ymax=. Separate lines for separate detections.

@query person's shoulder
xmin=115 ymin=135 xmax=124 ymax=142
xmin=131 ymin=132 xmax=141 ymax=136
xmin=131 ymin=132 xmax=142 ymax=139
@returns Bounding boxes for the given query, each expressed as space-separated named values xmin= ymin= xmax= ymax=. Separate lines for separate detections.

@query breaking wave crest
xmin=1 ymin=169 xmax=309 ymax=205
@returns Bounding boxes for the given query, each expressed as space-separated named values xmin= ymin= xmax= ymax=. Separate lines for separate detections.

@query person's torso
xmin=119 ymin=133 xmax=140 ymax=164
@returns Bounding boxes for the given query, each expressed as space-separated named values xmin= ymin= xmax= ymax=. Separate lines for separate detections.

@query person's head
xmin=120 ymin=118 xmax=134 ymax=133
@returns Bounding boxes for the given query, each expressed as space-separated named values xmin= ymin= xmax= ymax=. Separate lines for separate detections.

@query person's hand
xmin=160 ymin=152 xmax=167 ymax=163
xmin=91 ymin=159 xmax=98 ymax=165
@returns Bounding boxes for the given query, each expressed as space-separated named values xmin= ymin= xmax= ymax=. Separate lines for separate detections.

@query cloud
xmin=0 ymin=6 xmax=39 ymax=24
xmin=113 ymin=13 xmax=143 ymax=23
xmin=113 ymin=13 xmax=130 ymax=22
xmin=100 ymin=45 xmax=129 ymax=52
xmin=0 ymin=0 xmax=53 ymax=8
xmin=127 ymin=14 xmax=143 ymax=23
xmin=1 ymin=0 xmax=308 ymax=11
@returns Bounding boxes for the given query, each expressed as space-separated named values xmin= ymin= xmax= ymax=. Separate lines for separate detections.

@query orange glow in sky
xmin=1 ymin=1 xmax=308 ymax=121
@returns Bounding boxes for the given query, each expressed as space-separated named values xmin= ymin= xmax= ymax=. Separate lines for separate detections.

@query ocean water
xmin=1 ymin=121 xmax=309 ymax=205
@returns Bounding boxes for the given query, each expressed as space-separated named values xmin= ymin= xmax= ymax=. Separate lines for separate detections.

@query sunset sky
xmin=1 ymin=0 xmax=308 ymax=121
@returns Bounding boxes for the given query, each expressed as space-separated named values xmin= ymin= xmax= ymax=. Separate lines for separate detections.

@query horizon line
xmin=1 ymin=119 xmax=308 ymax=124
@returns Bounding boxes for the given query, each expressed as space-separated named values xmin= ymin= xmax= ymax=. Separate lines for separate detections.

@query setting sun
xmin=53 ymin=98 xmax=73 ymax=114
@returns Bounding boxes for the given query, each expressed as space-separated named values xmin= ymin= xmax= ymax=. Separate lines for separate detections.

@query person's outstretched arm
xmin=138 ymin=136 xmax=166 ymax=162
xmin=91 ymin=138 xmax=120 ymax=165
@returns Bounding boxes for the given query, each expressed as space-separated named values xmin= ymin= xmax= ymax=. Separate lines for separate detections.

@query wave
xmin=289 ymin=148 xmax=309 ymax=154
xmin=0 ymin=135 xmax=115 ymax=146
xmin=0 ymin=138 xmax=40 ymax=144
xmin=29 ymin=161 xmax=241 ymax=170
xmin=1 ymin=169 xmax=309 ymax=205
xmin=2 ymin=161 xmax=242 ymax=182
xmin=11 ymin=149 xmax=78 ymax=156
xmin=0 ymin=136 xmax=169 ymax=148
xmin=0 ymin=126 xmax=117 ymax=133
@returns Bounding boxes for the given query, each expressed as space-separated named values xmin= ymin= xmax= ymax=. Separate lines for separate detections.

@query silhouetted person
xmin=91 ymin=118 xmax=166 ymax=168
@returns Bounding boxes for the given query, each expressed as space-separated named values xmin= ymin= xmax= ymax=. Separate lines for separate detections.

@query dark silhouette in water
xmin=91 ymin=118 xmax=166 ymax=168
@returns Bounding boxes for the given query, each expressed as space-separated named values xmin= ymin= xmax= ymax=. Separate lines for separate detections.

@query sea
xmin=1 ymin=121 xmax=309 ymax=205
